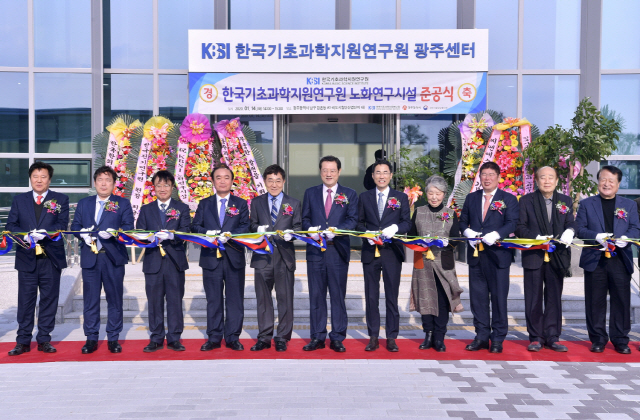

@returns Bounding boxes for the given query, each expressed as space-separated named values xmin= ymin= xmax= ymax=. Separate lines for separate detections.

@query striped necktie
xmin=270 ymin=196 xmax=278 ymax=226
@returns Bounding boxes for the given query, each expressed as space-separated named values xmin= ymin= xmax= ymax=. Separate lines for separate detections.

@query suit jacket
xmin=459 ymin=188 xmax=519 ymax=268
xmin=5 ymin=190 xmax=69 ymax=272
xmin=302 ymin=184 xmax=358 ymax=263
xmin=356 ymin=188 xmax=412 ymax=264
xmin=576 ymin=194 xmax=640 ymax=274
xmin=249 ymin=192 xmax=302 ymax=271
xmin=136 ymin=199 xmax=191 ymax=274
xmin=190 ymin=194 xmax=250 ymax=270
xmin=515 ymin=190 xmax=576 ymax=274
xmin=70 ymin=195 xmax=134 ymax=268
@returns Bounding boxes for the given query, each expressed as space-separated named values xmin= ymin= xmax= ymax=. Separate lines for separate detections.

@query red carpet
xmin=1 ymin=339 xmax=640 ymax=364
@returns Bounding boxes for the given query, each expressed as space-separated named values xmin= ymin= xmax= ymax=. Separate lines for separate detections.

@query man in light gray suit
xmin=249 ymin=164 xmax=302 ymax=352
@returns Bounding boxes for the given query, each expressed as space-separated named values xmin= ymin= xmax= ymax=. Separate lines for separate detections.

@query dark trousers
xmin=524 ymin=264 xmax=563 ymax=344
xmin=421 ymin=272 xmax=450 ymax=341
xmin=469 ymin=255 xmax=510 ymax=343
xmin=82 ymin=253 xmax=125 ymax=341
xmin=254 ymin=247 xmax=295 ymax=342
xmin=202 ymin=258 xmax=245 ymax=343
xmin=307 ymin=245 xmax=349 ymax=342
xmin=362 ymin=248 xmax=402 ymax=339
xmin=584 ymin=257 xmax=631 ymax=346
xmin=145 ymin=257 xmax=185 ymax=344
xmin=16 ymin=258 xmax=61 ymax=345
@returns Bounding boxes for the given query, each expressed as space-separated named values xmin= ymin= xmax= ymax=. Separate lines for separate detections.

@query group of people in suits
xmin=5 ymin=158 xmax=639 ymax=356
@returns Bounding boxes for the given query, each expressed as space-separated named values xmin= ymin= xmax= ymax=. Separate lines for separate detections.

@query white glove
xmin=283 ymin=229 xmax=294 ymax=242
xmin=257 ymin=225 xmax=268 ymax=233
xmin=615 ymin=235 xmax=629 ymax=248
xmin=463 ymin=228 xmax=480 ymax=238
xmin=438 ymin=238 xmax=449 ymax=248
xmin=98 ymin=229 xmax=114 ymax=239
xmin=365 ymin=231 xmax=377 ymax=246
xmin=535 ymin=235 xmax=553 ymax=241
xmin=482 ymin=231 xmax=500 ymax=246
xmin=206 ymin=230 xmax=220 ymax=236
xmin=132 ymin=232 xmax=155 ymax=242
xmin=595 ymin=232 xmax=612 ymax=245
xmin=26 ymin=229 xmax=45 ymax=242
xmin=559 ymin=229 xmax=574 ymax=245
xmin=155 ymin=230 xmax=174 ymax=242
xmin=203 ymin=230 xmax=220 ymax=243
xmin=81 ymin=235 xmax=93 ymax=246
xmin=308 ymin=226 xmax=321 ymax=241
xmin=382 ymin=224 xmax=399 ymax=239
xmin=322 ymin=229 xmax=336 ymax=240
xmin=218 ymin=232 xmax=231 ymax=244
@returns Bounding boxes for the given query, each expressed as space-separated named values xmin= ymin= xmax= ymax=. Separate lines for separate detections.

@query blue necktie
xmin=271 ymin=196 xmax=278 ymax=226
xmin=160 ymin=203 xmax=167 ymax=228
xmin=219 ymin=198 xmax=226 ymax=227
xmin=96 ymin=200 xmax=104 ymax=251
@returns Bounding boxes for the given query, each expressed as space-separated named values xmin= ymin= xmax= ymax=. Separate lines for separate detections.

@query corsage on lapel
xmin=104 ymin=200 xmax=119 ymax=212
xmin=556 ymin=201 xmax=569 ymax=215
xmin=334 ymin=193 xmax=349 ymax=207
xmin=489 ymin=200 xmax=506 ymax=215
xmin=386 ymin=197 xmax=401 ymax=210
xmin=616 ymin=208 xmax=628 ymax=221
xmin=282 ymin=203 xmax=293 ymax=216
xmin=438 ymin=211 xmax=451 ymax=228
xmin=165 ymin=208 xmax=180 ymax=222
xmin=43 ymin=199 xmax=61 ymax=214
xmin=226 ymin=205 xmax=239 ymax=217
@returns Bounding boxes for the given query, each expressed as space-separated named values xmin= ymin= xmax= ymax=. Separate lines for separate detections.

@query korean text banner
xmin=189 ymin=29 xmax=488 ymax=73
xmin=189 ymin=72 xmax=487 ymax=115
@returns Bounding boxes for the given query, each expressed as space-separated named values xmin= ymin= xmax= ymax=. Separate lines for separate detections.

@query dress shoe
xmin=303 ymin=339 xmax=325 ymax=351
xmin=200 ymin=341 xmax=221 ymax=351
xmin=419 ymin=332 xmax=434 ymax=350
xmin=275 ymin=340 xmax=287 ymax=352
xmin=590 ymin=343 xmax=605 ymax=353
xmin=386 ymin=338 xmax=399 ymax=352
xmin=250 ymin=340 xmax=271 ymax=351
xmin=226 ymin=340 xmax=244 ymax=351
xmin=167 ymin=341 xmax=186 ymax=351
xmin=490 ymin=342 xmax=503 ymax=353
xmin=329 ymin=340 xmax=346 ymax=353
xmin=433 ymin=340 xmax=446 ymax=352
xmin=81 ymin=340 xmax=98 ymax=354
xmin=615 ymin=344 xmax=631 ymax=354
xmin=37 ymin=342 xmax=57 ymax=353
xmin=527 ymin=341 xmax=542 ymax=352
xmin=8 ymin=343 xmax=30 ymax=356
xmin=465 ymin=338 xmax=490 ymax=351
xmin=108 ymin=341 xmax=122 ymax=353
xmin=545 ymin=342 xmax=568 ymax=352
xmin=143 ymin=341 xmax=163 ymax=353
xmin=365 ymin=337 xmax=379 ymax=352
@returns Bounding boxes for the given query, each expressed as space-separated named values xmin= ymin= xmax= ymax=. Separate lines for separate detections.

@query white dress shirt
xmin=481 ymin=188 xmax=497 ymax=212
xmin=95 ymin=195 xmax=111 ymax=223
xmin=33 ymin=190 xmax=49 ymax=203
xmin=216 ymin=193 xmax=231 ymax=216
xmin=375 ymin=186 xmax=390 ymax=204
xmin=157 ymin=198 xmax=171 ymax=210
xmin=323 ymin=183 xmax=339 ymax=205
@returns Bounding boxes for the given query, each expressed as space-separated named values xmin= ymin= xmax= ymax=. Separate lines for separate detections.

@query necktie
xmin=378 ymin=192 xmax=385 ymax=220
xmin=325 ymin=189 xmax=332 ymax=219
xmin=482 ymin=194 xmax=491 ymax=221
xmin=96 ymin=200 xmax=104 ymax=251
xmin=36 ymin=195 xmax=43 ymax=205
xmin=160 ymin=203 xmax=167 ymax=228
xmin=219 ymin=198 xmax=226 ymax=227
xmin=271 ymin=196 xmax=278 ymax=226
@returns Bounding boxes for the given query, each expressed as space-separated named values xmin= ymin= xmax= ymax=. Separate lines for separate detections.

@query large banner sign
xmin=189 ymin=72 xmax=487 ymax=115
xmin=189 ymin=29 xmax=488 ymax=73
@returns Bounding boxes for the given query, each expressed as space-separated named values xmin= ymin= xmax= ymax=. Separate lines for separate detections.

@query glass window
xmin=216 ymin=115 xmax=273 ymax=174
xmin=280 ymin=0 xmax=334 ymax=29
xmin=476 ymin=0 xmax=518 ymax=70
xmin=0 ymin=72 xmax=28 ymax=153
xmin=35 ymin=73 xmax=92 ymax=154
xmin=400 ymin=115 xmax=453 ymax=174
xmin=602 ymin=0 xmax=640 ymax=69
xmin=601 ymin=75 xmax=640 ymax=155
xmin=0 ymin=192 xmax=20 ymax=208
xmin=36 ymin=159 xmax=91 ymax=187
xmin=160 ymin=75 xmax=188 ymax=124
xmin=104 ymin=74 xmax=154 ymax=124
xmin=34 ymin=0 xmax=91 ymax=68
xmin=230 ymin=0 xmax=274 ymax=29
xmin=352 ymin=0 xmax=395 ymax=29
xmin=604 ymin=160 xmax=640 ymax=190
xmin=108 ymin=0 xmax=153 ymax=69
xmin=488 ymin=75 xmax=517 ymax=118
xmin=522 ymin=75 xmax=579 ymax=133
xmin=523 ymin=0 xmax=579 ymax=69
xmin=0 ymin=158 xmax=29 ymax=187
xmin=159 ymin=0 xmax=214 ymax=69
xmin=0 ymin=0 xmax=28 ymax=67
xmin=401 ymin=0 xmax=456 ymax=29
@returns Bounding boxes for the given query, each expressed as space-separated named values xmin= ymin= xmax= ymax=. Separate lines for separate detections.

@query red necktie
xmin=325 ymin=189 xmax=332 ymax=218
xmin=36 ymin=195 xmax=43 ymax=205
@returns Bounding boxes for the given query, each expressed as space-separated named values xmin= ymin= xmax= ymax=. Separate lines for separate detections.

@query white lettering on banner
xmin=470 ymin=129 xmax=501 ymax=193
xmin=520 ymin=125 xmax=534 ymax=195
xmin=130 ymin=138 xmax=152 ymax=221
xmin=174 ymin=142 xmax=199 ymax=212
xmin=104 ymin=133 xmax=118 ymax=168
xmin=237 ymin=134 xmax=266 ymax=195
xmin=189 ymin=29 xmax=488 ymax=73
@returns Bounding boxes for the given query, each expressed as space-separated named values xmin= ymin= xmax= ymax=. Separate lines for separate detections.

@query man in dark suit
xmin=249 ymin=164 xmax=301 ymax=352
xmin=576 ymin=165 xmax=640 ymax=354
xmin=191 ymin=163 xmax=250 ymax=351
xmin=71 ymin=166 xmax=134 ymax=354
xmin=5 ymin=162 xmax=69 ymax=356
xmin=135 ymin=170 xmax=191 ymax=353
xmin=460 ymin=161 xmax=519 ymax=353
xmin=515 ymin=166 xmax=576 ymax=352
xmin=302 ymin=155 xmax=358 ymax=353
xmin=357 ymin=159 xmax=411 ymax=352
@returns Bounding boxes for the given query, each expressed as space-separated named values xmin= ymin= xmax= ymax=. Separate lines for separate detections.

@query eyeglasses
xmin=266 ymin=179 xmax=284 ymax=185
xmin=154 ymin=184 xmax=173 ymax=189
xmin=374 ymin=171 xmax=391 ymax=176
xmin=480 ymin=172 xmax=498 ymax=179
xmin=321 ymin=169 xmax=338 ymax=174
